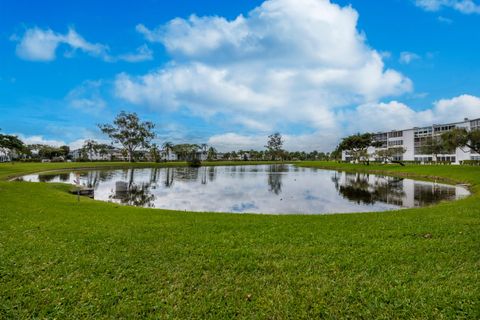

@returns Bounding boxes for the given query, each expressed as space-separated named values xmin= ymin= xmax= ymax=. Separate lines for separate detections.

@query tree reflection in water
xmin=208 ymin=166 xmax=216 ymax=182
xmin=26 ymin=165 xmax=466 ymax=213
xmin=201 ymin=167 xmax=207 ymax=185
xmin=164 ymin=167 xmax=174 ymax=188
xmin=38 ymin=174 xmax=57 ymax=182
xmin=111 ymin=182 xmax=155 ymax=207
xmin=58 ymin=173 xmax=70 ymax=182
xmin=175 ymin=167 xmax=199 ymax=182
xmin=332 ymin=172 xmax=406 ymax=206
xmin=267 ymin=164 xmax=287 ymax=195
xmin=150 ymin=168 xmax=161 ymax=185
xmin=110 ymin=169 xmax=155 ymax=207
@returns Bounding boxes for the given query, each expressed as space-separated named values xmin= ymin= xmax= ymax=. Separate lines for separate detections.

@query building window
xmin=414 ymin=127 xmax=433 ymax=138
xmin=434 ymin=125 xmax=455 ymax=133
xmin=373 ymin=133 xmax=388 ymax=148
xmin=437 ymin=156 xmax=456 ymax=162
xmin=471 ymin=119 xmax=480 ymax=131
xmin=388 ymin=140 xmax=403 ymax=147
xmin=388 ymin=131 xmax=403 ymax=138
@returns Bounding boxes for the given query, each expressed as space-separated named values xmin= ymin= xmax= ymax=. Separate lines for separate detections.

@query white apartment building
xmin=70 ymin=149 xmax=110 ymax=161
xmin=342 ymin=117 xmax=480 ymax=164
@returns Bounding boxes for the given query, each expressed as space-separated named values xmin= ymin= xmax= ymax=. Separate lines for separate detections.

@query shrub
xmin=461 ymin=160 xmax=480 ymax=166
xmin=188 ymin=158 xmax=202 ymax=167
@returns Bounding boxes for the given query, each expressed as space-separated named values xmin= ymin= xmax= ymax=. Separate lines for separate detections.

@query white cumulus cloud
xmin=399 ymin=51 xmax=421 ymax=64
xmin=415 ymin=0 xmax=480 ymax=14
xmin=208 ymin=94 xmax=480 ymax=151
xmin=208 ymin=132 xmax=341 ymax=152
xmin=117 ymin=44 xmax=153 ymax=62
xmin=14 ymin=27 xmax=153 ymax=63
xmin=119 ymin=0 xmax=412 ymax=133
xmin=346 ymin=94 xmax=480 ymax=133
xmin=66 ymin=80 xmax=107 ymax=114
xmin=15 ymin=27 xmax=109 ymax=61
xmin=16 ymin=134 xmax=67 ymax=147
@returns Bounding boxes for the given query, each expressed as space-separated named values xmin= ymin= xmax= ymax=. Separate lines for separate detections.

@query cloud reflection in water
xmin=22 ymin=165 xmax=470 ymax=214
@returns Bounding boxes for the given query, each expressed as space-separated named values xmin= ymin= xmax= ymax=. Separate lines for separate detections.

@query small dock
xmin=69 ymin=187 xmax=94 ymax=198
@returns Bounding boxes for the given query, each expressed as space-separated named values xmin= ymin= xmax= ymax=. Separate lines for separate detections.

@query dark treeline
xmin=219 ymin=149 xmax=339 ymax=161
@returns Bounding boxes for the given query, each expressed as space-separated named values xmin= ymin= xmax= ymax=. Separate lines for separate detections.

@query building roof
xmin=374 ymin=117 xmax=480 ymax=135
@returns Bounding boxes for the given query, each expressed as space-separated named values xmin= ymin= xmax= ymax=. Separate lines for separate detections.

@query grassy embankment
xmin=0 ymin=161 xmax=479 ymax=318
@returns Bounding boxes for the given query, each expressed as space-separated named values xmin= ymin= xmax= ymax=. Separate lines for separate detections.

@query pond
xmin=20 ymin=164 xmax=470 ymax=214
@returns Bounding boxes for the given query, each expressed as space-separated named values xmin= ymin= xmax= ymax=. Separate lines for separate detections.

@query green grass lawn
xmin=0 ymin=161 xmax=479 ymax=319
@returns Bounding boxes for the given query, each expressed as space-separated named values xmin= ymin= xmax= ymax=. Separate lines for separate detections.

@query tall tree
xmin=80 ymin=140 xmax=111 ymax=160
xmin=82 ymin=140 xmax=99 ymax=160
xmin=337 ymin=133 xmax=378 ymax=164
xmin=0 ymin=132 xmax=25 ymax=161
xmin=200 ymin=143 xmax=208 ymax=154
xmin=28 ymin=144 xmax=64 ymax=160
xmin=265 ymin=132 xmax=284 ymax=161
xmin=162 ymin=141 xmax=174 ymax=160
xmin=442 ymin=128 xmax=480 ymax=155
xmin=59 ymin=145 xmax=70 ymax=157
xmin=420 ymin=136 xmax=447 ymax=162
xmin=207 ymin=146 xmax=217 ymax=161
xmin=330 ymin=147 xmax=342 ymax=161
xmin=172 ymin=144 xmax=199 ymax=161
xmin=98 ymin=111 xmax=155 ymax=162
xmin=375 ymin=147 xmax=407 ymax=166
xmin=149 ymin=143 xmax=161 ymax=163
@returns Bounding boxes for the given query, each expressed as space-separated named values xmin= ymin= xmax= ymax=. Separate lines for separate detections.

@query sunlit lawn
xmin=0 ymin=161 xmax=479 ymax=318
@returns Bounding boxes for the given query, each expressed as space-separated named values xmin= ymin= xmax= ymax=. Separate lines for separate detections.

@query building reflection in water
xmin=331 ymin=172 xmax=458 ymax=207
xmin=414 ymin=183 xmax=455 ymax=206
xmin=331 ymin=172 xmax=405 ymax=206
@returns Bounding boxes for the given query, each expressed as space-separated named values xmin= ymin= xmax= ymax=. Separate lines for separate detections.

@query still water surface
xmin=21 ymin=165 xmax=470 ymax=214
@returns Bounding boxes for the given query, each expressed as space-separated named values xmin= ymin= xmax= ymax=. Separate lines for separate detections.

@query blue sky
xmin=1 ymin=0 xmax=480 ymax=151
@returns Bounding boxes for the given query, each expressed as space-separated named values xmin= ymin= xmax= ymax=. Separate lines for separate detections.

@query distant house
xmin=109 ymin=149 xmax=128 ymax=161
xmin=237 ymin=152 xmax=251 ymax=161
xmin=197 ymin=150 xmax=208 ymax=161
xmin=0 ymin=148 xmax=11 ymax=162
xmin=161 ymin=150 xmax=178 ymax=161
xmin=69 ymin=149 xmax=83 ymax=161
xmin=187 ymin=150 xmax=207 ymax=161
xmin=69 ymin=148 xmax=125 ymax=161
xmin=67 ymin=147 xmax=210 ymax=162
xmin=171 ymin=148 xmax=208 ymax=162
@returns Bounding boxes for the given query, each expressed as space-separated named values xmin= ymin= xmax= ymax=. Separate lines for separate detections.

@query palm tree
xmin=82 ymin=139 xmax=98 ymax=160
xmin=162 ymin=141 xmax=174 ymax=161
xmin=201 ymin=143 xmax=208 ymax=153
xmin=207 ymin=146 xmax=217 ymax=161
xmin=149 ymin=143 xmax=161 ymax=162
